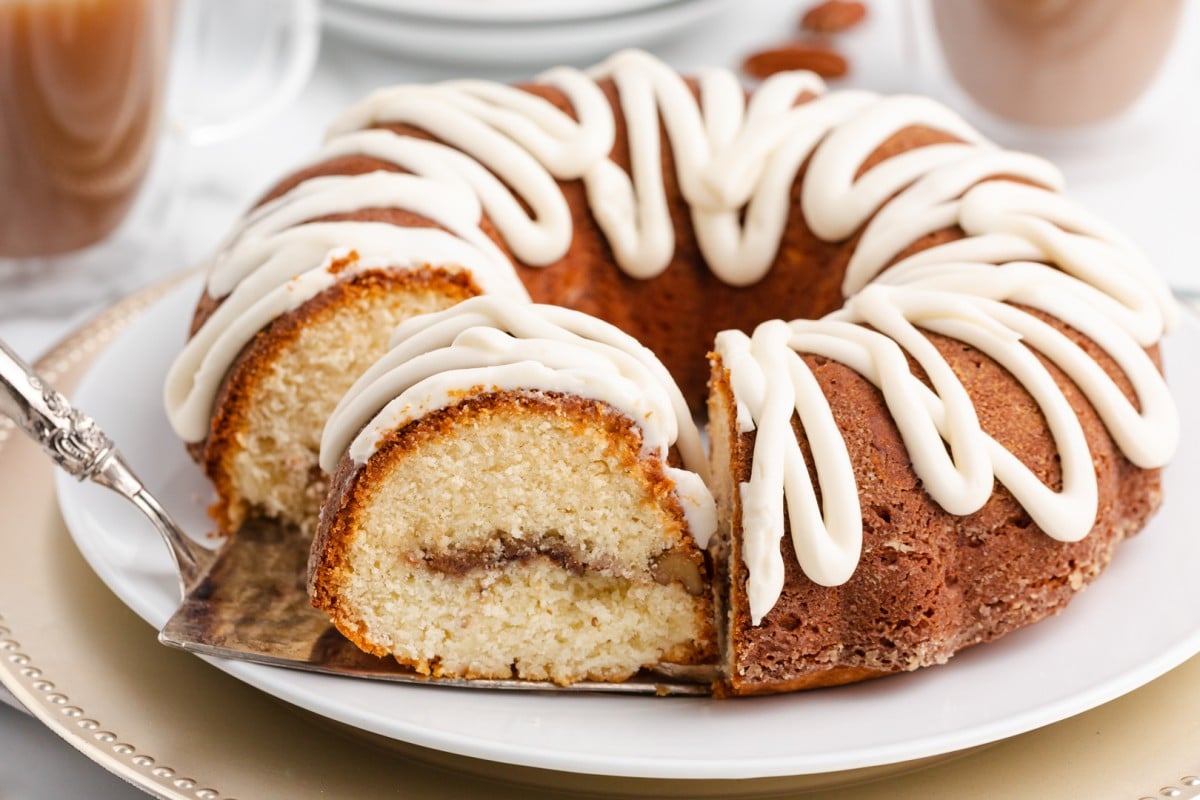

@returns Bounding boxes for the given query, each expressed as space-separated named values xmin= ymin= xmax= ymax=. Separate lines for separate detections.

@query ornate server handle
xmin=0 ymin=339 xmax=213 ymax=596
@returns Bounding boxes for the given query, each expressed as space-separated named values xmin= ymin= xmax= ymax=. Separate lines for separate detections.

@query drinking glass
xmin=0 ymin=0 xmax=320 ymax=316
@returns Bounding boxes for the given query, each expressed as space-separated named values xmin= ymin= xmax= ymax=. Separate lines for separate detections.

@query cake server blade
xmin=158 ymin=516 xmax=714 ymax=695
xmin=0 ymin=338 xmax=712 ymax=697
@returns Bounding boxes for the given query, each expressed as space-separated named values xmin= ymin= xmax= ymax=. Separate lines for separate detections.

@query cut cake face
xmin=309 ymin=297 xmax=718 ymax=684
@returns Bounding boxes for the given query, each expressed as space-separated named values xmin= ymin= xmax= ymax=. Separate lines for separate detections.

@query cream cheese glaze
xmin=163 ymin=50 xmax=1179 ymax=626
xmin=319 ymin=295 xmax=717 ymax=545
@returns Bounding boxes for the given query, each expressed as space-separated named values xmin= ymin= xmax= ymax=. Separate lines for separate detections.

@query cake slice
xmin=162 ymin=169 xmax=530 ymax=536
xmin=310 ymin=296 xmax=718 ymax=684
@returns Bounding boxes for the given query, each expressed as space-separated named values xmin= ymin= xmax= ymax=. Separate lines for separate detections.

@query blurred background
xmin=1 ymin=0 xmax=1198 ymax=795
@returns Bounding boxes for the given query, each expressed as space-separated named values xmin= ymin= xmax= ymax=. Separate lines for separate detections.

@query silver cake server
xmin=0 ymin=338 xmax=712 ymax=696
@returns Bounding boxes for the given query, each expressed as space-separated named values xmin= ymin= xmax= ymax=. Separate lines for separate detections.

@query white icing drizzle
xmin=162 ymin=50 xmax=1179 ymax=621
xmin=320 ymin=296 xmax=717 ymax=546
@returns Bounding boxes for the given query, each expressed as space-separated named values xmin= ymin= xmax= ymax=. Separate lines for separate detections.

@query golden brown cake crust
xmin=710 ymin=322 xmax=1164 ymax=696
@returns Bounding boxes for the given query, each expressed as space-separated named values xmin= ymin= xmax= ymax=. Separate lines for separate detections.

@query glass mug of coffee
xmin=0 ymin=0 xmax=319 ymax=310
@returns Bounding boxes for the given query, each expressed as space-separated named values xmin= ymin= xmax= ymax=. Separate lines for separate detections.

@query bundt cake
xmin=310 ymin=295 xmax=717 ymax=683
xmin=163 ymin=50 xmax=1179 ymax=695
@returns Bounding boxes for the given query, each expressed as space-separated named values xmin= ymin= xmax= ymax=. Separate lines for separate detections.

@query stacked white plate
xmin=322 ymin=0 xmax=736 ymax=67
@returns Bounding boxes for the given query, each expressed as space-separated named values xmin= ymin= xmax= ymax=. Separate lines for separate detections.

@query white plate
xmin=321 ymin=0 xmax=736 ymax=68
xmin=333 ymin=0 xmax=680 ymax=24
xmin=57 ymin=275 xmax=1200 ymax=780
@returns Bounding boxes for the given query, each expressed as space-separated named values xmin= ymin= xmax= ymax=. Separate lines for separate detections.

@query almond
xmin=800 ymin=0 xmax=867 ymax=34
xmin=742 ymin=43 xmax=849 ymax=81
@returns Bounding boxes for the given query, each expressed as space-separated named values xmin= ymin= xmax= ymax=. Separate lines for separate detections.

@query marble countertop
xmin=2 ymin=1 xmax=1198 ymax=795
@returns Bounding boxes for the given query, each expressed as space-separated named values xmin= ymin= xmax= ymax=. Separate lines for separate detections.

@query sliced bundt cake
xmin=163 ymin=50 xmax=1179 ymax=694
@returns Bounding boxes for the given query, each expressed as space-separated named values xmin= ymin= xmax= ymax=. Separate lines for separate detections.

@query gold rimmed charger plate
xmin=2 ymin=274 xmax=1200 ymax=799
